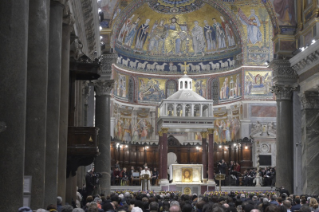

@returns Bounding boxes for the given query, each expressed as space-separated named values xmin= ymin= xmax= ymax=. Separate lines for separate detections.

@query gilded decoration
xmin=148 ymin=0 xmax=204 ymax=14
xmin=192 ymin=78 xmax=207 ymax=98
xmin=113 ymin=71 xmax=129 ymax=100
xmin=224 ymin=0 xmax=273 ymax=65
xmin=244 ymin=70 xmax=273 ymax=99
xmin=182 ymin=168 xmax=193 ymax=182
xmin=218 ymin=73 xmax=242 ymax=104
xmin=138 ymin=78 xmax=166 ymax=103
xmin=114 ymin=1 xmax=242 ymax=73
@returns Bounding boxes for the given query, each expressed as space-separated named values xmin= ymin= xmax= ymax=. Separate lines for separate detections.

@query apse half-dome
xmin=113 ymin=0 xmax=243 ymax=74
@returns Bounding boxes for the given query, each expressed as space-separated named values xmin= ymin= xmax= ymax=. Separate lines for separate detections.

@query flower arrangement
xmin=204 ymin=191 xmax=276 ymax=197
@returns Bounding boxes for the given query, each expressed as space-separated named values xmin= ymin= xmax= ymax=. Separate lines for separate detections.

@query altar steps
xmin=110 ymin=186 xmax=274 ymax=193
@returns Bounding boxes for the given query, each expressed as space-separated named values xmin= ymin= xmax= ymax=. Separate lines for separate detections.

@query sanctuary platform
xmin=110 ymin=185 xmax=274 ymax=194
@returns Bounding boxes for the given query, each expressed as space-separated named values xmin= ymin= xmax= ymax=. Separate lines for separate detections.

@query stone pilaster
xmin=25 ymin=0 xmax=50 ymax=209
xmin=270 ymin=59 xmax=298 ymax=193
xmin=45 ymin=0 xmax=64 ymax=205
xmin=207 ymin=129 xmax=215 ymax=185
xmin=0 ymin=1 xmax=29 ymax=210
xmin=201 ymin=131 xmax=207 ymax=179
xmin=158 ymin=130 xmax=163 ymax=179
xmin=94 ymin=80 xmax=114 ymax=195
xmin=299 ymin=91 xmax=319 ymax=195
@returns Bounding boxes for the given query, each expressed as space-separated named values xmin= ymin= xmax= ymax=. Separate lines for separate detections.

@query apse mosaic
xmin=113 ymin=71 xmax=129 ymax=100
xmin=192 ymin=78 xmax=207 ymax=99
xmin=223 ymin=1 xmax=273 ymax=65
xmin=138 ymin=78 xmax=166 ymax=103
xmin=114 ymin=2 xmax=242 ymax=73
xmin=244 ymin=70 xmax=273 ymax=99
xmin=218 ymin=72 xmax=242 ymax=104
xmin=148 ymin=0 xmax=204 ymax=14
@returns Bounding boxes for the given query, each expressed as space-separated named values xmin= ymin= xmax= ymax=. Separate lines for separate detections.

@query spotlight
xmin=245 ymin=145 xmax=248 ymax=149
xmin=125 ymin=145 xmax=128 ymax=148
xmin=234 ymin=143 xmax=237 ymax=146
xmin=219 ymin=145 xmax=222 ymax=148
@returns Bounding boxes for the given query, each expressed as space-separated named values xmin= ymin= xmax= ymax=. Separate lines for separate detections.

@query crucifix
xmin=181 ymin=61 xmax=189 ymax=74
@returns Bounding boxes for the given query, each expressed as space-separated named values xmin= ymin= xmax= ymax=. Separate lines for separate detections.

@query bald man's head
xmin=283 ymin=200 xmax=291 ymax=209
xmin=169 ymin=205 xmax=181 ymax=212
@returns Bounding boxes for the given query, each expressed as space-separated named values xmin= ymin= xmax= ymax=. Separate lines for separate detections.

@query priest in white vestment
xmin=140 ymin=166 xmax=151 ymax=191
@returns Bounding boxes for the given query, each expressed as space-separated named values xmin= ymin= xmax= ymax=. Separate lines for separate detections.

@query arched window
xmin=185 ymin=81 xmax=188 ymax=89
xmin=167 ymin=80 xmax=177 ymax=98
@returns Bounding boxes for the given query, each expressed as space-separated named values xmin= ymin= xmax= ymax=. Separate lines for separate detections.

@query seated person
xmin=120 ymin=167 xmax=129 ymax=185
xmin=113 ymin=167 xmax=121 ymax=185
xmin=151 ymin=167 xmax=158 ymax=185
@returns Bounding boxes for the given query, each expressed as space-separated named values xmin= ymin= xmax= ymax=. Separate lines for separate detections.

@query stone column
xmin=24 ymin=0 xmax=50 ymax=209
xmin=58 ymin=3 xmax=73 ymax=204
xmin=45 ymin=0 xmax=64 ymax=205
xmin=299 ymin=91 xmax=319 ymax=194
xmin=94 ymin=80 xmax=114 ymax=195
xmin=293 ymin=90 xmax=303 ymax=195
xmin=201 ymin=132 xmax=207 ymax=179
xmin=158 ymin=131 xmax=163 ymax=173
xmin=182 ymin=104 xmax=186 ymax=117
xmin=207 ymin=129 xmax=215 ymax=184
xmin=0 ymin=1 xmax=29 ymax=211
xmin=160 ymin=128 xmax=169 ymax=185
xmin=270 ymin=59 xmax=298 ymax=193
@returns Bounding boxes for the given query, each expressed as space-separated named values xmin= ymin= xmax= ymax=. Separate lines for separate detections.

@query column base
xmin=207 ymin=179 xmax=216 ymax=185
xmin=159 ymin=179 xmax=169 ymax=185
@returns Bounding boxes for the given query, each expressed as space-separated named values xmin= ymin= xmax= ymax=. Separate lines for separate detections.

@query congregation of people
xmin=110 ymin=162 xmax=159 ymax=186
xmin=19 ymin=187 xmax=319 ymax=212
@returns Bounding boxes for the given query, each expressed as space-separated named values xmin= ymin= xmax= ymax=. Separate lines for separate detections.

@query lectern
xmin=141 ymin=174 xmax=150 ymax=191
xmin=215 ymin=174 xmax=225 ymax=191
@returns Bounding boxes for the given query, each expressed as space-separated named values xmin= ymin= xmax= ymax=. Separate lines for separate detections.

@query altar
xmin=169 ymin=164 xmax=204 ymax=183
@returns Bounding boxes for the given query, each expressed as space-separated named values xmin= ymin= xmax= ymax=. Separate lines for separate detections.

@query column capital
xmin=62 ymin=1 xmax=75 ymax=26
xmin=161 ymin=128 xmax=169 ymax=134
xmin=299 ymin=91 xmax=319 ymax=110
xmin=270 ymin=59 xmax=298 ymax=87
xmin=158 ymin=131 xmax=163 ymax=137
xmin=207 ymin=128 xmax=214 ymax=134
xmin=94 ymin=80 xmax=114 ymax=96
xmin=200 ymin=131 xmax=207 ymax=139
xmin=271 ymin=85 xmax=296 ymax=101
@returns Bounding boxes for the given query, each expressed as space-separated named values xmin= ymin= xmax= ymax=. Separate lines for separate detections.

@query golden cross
xmin=182 ymin=62 xmax=189 ymax=75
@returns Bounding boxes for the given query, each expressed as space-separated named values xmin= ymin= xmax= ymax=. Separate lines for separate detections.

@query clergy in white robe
xmin=140 ymin=166 xmax=151 ymax=191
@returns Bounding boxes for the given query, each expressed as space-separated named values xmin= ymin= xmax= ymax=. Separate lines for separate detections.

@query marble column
xmin=94 ymin=80 xmax=114 ymax=195
xmin=271 ymin=85 xmax=295 ymax=192
xmin=45 ymin=0 xmax=64 ymax=205
xmin=270 ymin=59 xmax=298 ymax=193
xmin=293 ymin=91 xmax=302 ymax=195
xmin=207 ymin=129 xmax=215 ymax=184
xmin=58 ymin=4 xmax=73 ymax=204
xmin=0 ymin=1 xmax=29 ymax=210
xmin=160 ymin=128 xmax=169 ymax=185
xmin=201 ymin=132 xmax=208 ymax=179
xmin=24 ymin=0 xmax=50 ymax=209
xmin=158 ymin=131 xmax=163 ymax=176
xmin=299 ymin=91 xmax=319 ymax=195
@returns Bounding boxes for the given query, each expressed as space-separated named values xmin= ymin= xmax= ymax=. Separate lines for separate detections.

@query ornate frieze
xmin=94 ymin=80 xmax=114 ymax=96
xmin=291 ymin=50 xmax=319 ymax=73
xmin=271 ymin=85 xmax=296 ymax=101
xmin=250 ymin=121 xmax=276 ymax=138
xmin=299 ymin=91 xmax=319 ymax=110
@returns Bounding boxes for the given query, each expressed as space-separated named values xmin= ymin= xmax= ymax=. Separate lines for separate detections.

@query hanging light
xmin=219 ymin=145 xmax=222 ymax=148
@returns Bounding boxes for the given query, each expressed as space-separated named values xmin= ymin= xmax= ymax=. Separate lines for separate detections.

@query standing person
xmin=151 ymin=168 xmax=159 ymax=186
xmin=135 ymin=19 xmax=150 ymax=50
xmin=191 ymin=21 xmax=205 ymax=56
xmin=86 ymin=168 xmax=96 ymax=196
xmin=203 ymin=20 xmax=216 ymax=51
xmin=218 ymin=159 xmax=227 ymax=186
xmin=140 ymin=166 xmax=151 ymax=191
xmin=271 ymin=167 xmax=276 ymax=187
